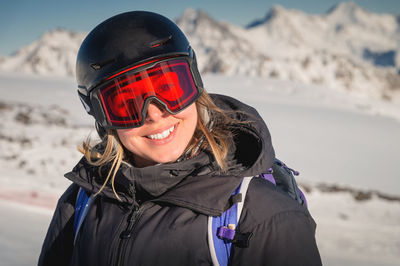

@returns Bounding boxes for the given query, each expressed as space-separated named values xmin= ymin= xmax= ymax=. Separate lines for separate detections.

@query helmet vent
xmin=90 ymin=58 xmax=116 ymax=70
xmin=150 ymin=35 xmax=172 ymax=48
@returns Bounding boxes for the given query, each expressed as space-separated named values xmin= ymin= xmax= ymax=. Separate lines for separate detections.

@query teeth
xmin=147 ymin=125 xmax=175 ymax=140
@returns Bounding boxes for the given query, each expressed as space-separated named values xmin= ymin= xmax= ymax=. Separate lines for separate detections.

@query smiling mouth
xmin=146 ymin=125 xmax=175 ymax=140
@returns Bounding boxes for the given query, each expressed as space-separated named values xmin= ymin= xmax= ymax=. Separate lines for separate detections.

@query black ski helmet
xmin=76 ymin=11 xmax=203 ymax=123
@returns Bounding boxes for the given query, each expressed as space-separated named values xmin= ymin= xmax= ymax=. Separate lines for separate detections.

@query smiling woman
xmin=38 ymin=11 xmax=321 ymax=266
xmin=116 ymin=102 xmax=198 ymax=167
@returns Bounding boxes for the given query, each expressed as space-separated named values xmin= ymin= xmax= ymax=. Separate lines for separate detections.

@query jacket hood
xmin=65 ymin=93 xmax=275 ymax=216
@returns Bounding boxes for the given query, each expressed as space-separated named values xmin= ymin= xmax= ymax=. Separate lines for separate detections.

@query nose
xmin=145 ymin=101 xmax=169 ymax=122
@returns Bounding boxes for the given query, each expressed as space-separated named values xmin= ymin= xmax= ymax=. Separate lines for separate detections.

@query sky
xmin=0 ymin=0 xmax=399 ymax=56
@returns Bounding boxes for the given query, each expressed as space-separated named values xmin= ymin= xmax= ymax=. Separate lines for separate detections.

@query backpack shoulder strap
xmin=73 ymin=187 xmax=96 ymax=245
xmin=208 ymin=176 xmax=253 ymax=266
xmin=207 ymin=159 xmax=308 ymax=265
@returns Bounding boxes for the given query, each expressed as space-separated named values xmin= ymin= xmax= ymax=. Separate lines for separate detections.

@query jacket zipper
xmin=115 ymin=202 xmax=148 ymax=266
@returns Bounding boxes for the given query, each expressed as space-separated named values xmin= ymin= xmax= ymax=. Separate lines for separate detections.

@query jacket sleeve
xmin=232 ymin=210 xmax=322 ymax=266
xmin=38 ymin=184 xmax=79 ymax=266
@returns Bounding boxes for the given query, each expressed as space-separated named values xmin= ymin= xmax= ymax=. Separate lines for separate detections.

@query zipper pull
xmin=120 ymin=230 xmax=132 ymax=239
xmin=120 ymin=205 xmax=139 ymax=239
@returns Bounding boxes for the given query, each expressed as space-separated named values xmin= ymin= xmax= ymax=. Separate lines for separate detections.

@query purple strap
xmin=211 ymin=183 xmax=241 ymax=265
xmin=260 ymin=168 xmax=276 ymax=185
xmin=217 ymin=226 xmax=236 ymax=241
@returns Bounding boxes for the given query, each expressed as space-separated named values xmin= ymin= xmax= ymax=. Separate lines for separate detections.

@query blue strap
xmin=209 ymin=176 xmax=253 ymax=266
xmin=211 ymin=184 xmax=241 ymax=266
xmin=73 ymin=188 xmax=89 ymax=235
xmin=73 ymin=187 xmax=98 ymax=246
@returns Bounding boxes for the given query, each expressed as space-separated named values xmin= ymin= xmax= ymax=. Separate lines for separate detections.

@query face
xmin=117 ymin=102 xmax=198 ymax=167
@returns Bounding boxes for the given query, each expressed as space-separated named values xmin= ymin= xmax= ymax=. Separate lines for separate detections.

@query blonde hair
xmin=79 ymin=90 xmax=234 ymax=200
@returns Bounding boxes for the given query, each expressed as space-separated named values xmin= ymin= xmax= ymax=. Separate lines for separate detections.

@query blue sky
xmin=1 ymin=0 xmax=399 ymax=56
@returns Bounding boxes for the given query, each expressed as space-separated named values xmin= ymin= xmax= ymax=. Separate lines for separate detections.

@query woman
xmin=39 ymin=11 xmax=321 ymax=266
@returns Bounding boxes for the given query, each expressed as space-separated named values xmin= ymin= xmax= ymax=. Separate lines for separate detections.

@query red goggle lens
xmin=97 ymin=59 xmax=199 ymax=128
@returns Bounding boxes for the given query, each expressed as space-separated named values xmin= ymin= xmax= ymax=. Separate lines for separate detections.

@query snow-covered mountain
xmin=176 ymin=2 xmax=400 ymax=100
xmin=0 ymin=2 xmax=399 ymax=100
xmin=0 ymin=28 xmax=85 ymax=76
xmin=175 ymin=9 xmax=271 ymax=75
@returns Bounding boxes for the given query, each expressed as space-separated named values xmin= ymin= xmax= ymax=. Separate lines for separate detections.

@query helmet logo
xmin=150 ymin=35 xmax=172 ymax=48
xmin=90 ymin=58 xmax=116 ymax=70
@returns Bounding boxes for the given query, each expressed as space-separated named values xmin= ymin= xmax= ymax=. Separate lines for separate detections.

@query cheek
xmin=176 ymin=105 xmax=198 ymax=138
xmin=177 ymin=104 xmax=198 ymax=125
xmin=116 ymin=129 xmax=141 ymax=149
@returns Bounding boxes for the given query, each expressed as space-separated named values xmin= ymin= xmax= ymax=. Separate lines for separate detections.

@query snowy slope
xmin=0 ymin=73 xmax=399 ymax=265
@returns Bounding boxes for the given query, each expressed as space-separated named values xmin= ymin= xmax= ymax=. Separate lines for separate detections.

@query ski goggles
xmin=89 ymin=57 xmax=201 ymax=129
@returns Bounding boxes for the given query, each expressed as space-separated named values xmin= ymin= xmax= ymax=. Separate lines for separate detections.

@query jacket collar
xmin=65 ymin=150 xmax=243 ymax=216
xmin=65 ymin=94 xmax=275 ymax=216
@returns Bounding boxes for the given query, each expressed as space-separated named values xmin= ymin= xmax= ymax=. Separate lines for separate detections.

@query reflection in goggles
xmin=107 ymin=71 xmax=184 ymax=118
xmin=97 ymin=59 xmax=198 ymax=128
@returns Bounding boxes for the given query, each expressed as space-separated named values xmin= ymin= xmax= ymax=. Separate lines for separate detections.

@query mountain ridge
xmin=0 ymin=2 xmax=399 ymax=101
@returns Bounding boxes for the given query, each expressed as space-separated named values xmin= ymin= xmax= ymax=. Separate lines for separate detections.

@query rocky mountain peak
xmin=0 ymin=2 xmax=398 ymax=101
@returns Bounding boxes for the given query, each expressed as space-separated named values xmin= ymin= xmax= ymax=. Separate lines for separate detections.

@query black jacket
xmin=39 ymin=94 xmax=322 ymax=266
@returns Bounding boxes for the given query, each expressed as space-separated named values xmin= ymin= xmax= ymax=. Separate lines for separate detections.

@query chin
xmin=155 ymin=155 xmax=180 ymax=164
xmin=154 ymin=149 xmax=185 ymax=164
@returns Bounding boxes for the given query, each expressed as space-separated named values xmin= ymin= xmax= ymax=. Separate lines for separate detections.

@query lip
xmin=145 ymin=123 xmax=177 ymax=136
xmin=144 ymin=123 xmax=178 ymax=145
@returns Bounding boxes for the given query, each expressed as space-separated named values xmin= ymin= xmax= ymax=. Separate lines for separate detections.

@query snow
xmin=0 ymin=199 xmax=52 ymax=266
xmin=0 ymin=29 xmax=85 ymax=76
xmin=0 ymin=72 xmax=399 ymax=265
xmin=205 ymin=74 xmax=400 ymax=195
xmin=1 ymin=2 xmax=399 ymax=104
xmin=309 ymin=191 xmax=400 ymax=266
xmin=176 ymin=3 xmax=400 ymax=102
xmin=0 ymin=2 xmax=399 ymax=265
